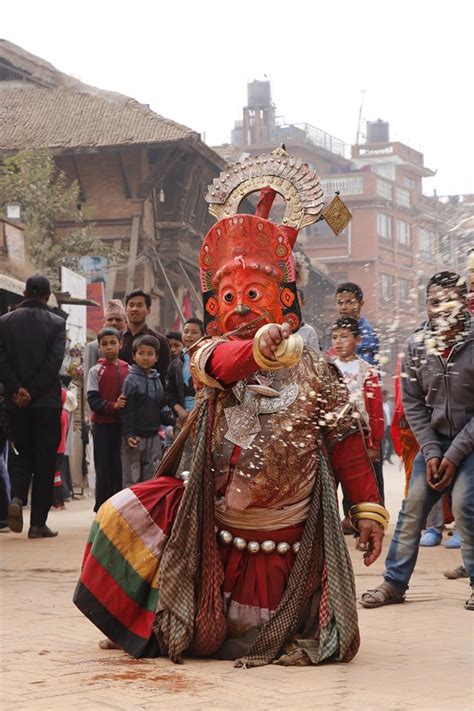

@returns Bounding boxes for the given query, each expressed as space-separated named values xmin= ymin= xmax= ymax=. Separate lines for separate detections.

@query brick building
xmin=0 ymin=40 xmax=225 ymax=330
xmin=224 ymin=80 xmax=470 ymax=369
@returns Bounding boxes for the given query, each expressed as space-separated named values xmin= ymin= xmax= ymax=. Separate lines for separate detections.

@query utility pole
xmin=356 ymin=89 xmax=366 ymax=145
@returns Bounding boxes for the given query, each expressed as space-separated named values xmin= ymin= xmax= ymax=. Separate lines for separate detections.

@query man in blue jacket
xmin=335 ymin=282 xmax=379 ymax=366
xmin=0 ymin=275 xmax=66 ymax=538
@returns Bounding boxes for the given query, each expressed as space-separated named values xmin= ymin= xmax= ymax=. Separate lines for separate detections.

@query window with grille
xmin=399 ymin=277 xmax=412 ymax=302
xmin=397 ymin=219 xmax=411 ymax=247
xmin=380 ymin=272 xmax=395 ymax=302
xmin=373 ymin=163 xmax=396 ymax=181
xmin=403 ymin=176 xmax=417 ymax=191
xmin=377 ymin=212 xmax=392 ymax=241
xmin=418 ymin=229 xmax=437 ymax=261
xmin=440 ymin=233 xmax=453 ymax=261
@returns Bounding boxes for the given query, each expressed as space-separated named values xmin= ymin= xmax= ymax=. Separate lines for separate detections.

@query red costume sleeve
xmin=330 ymin=433 xmax=381 ymax=504
xmin=206 ymin=340 xmax=258 ymax=386
xmin=364 ymin=372 xmax=384 ymax=450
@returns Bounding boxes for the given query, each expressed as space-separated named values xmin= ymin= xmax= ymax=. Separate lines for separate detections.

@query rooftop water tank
xmin=247 ymin=80 xmax=272 ymax=108
xmin=366 ymin=119 xmax=389 ymax=144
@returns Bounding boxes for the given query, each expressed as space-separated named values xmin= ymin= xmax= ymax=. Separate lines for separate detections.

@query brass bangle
xmin=274 ymin=332 xmax=304 ymax=369
xmin=253 ymin=325 xmax=304 ymax=371
xmin=350 ymin=502 xmax=390 ymax=523
xmin=349 ymin=511 xmax=388 ymax=532
xmin=253 ymin=325 xmax=284 ymax=371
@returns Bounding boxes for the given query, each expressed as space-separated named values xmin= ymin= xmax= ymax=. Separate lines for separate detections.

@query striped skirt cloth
xmin=73 ymin=477 xmax=311 ymax=659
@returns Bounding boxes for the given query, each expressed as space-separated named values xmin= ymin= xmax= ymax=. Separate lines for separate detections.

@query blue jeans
xmin=384 ymin=441 xmax=474 ymax=591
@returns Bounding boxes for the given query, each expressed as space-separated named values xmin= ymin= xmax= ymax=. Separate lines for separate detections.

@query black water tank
xmin=367 ymin=119 xmax=389 ymax=143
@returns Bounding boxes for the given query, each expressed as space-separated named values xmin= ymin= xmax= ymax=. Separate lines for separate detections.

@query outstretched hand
xmin=356 ymin=520 xmax=384 ymax=566
xmin=258 ymin=323 xmax=291 ymax=361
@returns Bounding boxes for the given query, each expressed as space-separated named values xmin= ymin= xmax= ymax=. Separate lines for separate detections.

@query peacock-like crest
xmin=205 ymin=145 xmax=325 ymax=230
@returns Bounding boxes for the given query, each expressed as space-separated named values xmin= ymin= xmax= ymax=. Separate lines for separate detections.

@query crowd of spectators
xmin=0 ymin=265 xmax=472 ymax=615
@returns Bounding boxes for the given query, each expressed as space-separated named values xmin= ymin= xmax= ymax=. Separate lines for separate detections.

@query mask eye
xmin=223 ymin=291 xmax=234 ymax=303
xmin=247 ymin=288 xmax=260 ymax=301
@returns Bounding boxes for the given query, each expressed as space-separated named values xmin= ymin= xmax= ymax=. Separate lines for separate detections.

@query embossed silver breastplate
xmin=224 ymin=373 xmax=299 ymax=449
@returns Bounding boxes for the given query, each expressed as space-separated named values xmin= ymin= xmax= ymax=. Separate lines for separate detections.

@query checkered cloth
xmin=153 ymin=397 xmax=226 ymax=662
xmin=155 ymin=398 xmax=360 ymax=667
xmin=235 ymin=449 xmax=360 ymax=668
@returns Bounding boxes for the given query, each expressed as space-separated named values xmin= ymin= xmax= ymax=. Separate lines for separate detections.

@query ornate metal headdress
xmin=204 ymin=144 xmax=351 ymax=235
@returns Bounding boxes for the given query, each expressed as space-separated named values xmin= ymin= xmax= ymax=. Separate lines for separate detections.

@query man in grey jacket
xmin=361 ymin=271 xmax=474 ymax=611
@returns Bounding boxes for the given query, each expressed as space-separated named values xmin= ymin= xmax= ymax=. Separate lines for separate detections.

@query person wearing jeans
xmin=361 ymin=271 xmax=474 ymax=611
xmin=384 ymin=441 xmax=474 ymax=593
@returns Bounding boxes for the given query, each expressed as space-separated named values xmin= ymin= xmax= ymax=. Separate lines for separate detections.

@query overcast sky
xmin=3 ymin=0 xmax=473 ymax=196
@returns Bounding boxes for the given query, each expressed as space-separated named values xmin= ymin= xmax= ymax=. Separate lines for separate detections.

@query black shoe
xmin=7 ymin=497 xmax=23 ymax=533
xmin=28 ymin=525 xmax=58 ymax=539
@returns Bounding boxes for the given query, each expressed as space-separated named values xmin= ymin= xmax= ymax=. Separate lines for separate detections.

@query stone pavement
xmin=1 ymin=462 xmax=473 ymax=711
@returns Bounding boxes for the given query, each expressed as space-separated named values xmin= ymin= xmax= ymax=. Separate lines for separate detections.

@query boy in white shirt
xmin=331 ymin=317 xmax=384 ymax=529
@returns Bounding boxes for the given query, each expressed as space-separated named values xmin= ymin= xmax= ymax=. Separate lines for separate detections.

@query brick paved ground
xmin=1 ymin=462 xmax=473 ymax=711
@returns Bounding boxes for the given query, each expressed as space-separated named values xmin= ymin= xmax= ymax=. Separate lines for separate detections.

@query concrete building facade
xmin=224 ymin=81 xmax=470 ymax=368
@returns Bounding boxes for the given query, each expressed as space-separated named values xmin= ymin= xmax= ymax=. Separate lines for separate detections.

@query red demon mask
xmin=200 ymin=214 xmax=301 ymax=338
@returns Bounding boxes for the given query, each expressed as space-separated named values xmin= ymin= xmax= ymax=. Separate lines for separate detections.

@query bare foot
xmin=98 ymin=638 xmax=120 ymax=650
xmin=272 ymin=641 xmax=311 ymax=666
xmin=273 ymin=648 xmax=311 ymax=666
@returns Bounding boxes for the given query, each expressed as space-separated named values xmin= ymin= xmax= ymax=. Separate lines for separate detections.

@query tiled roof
xmin=0 ymin=85 xmax=197 ymax=150
xmin=211 ymin=143 xmax=249 ymax=164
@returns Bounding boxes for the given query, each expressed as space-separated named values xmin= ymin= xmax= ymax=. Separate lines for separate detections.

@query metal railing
xmin=320 ymin=176 xmax=364 ymax=195
xmin=260 ymin=122 xmax=346 ymax=157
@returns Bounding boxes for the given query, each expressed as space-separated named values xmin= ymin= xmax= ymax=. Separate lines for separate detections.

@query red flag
xmin=173 ymin=290 xmax=193 ymax=330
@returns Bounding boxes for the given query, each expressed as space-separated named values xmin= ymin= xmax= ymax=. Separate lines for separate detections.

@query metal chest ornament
xmin=224 ymin=376 xmax=300 ymax=449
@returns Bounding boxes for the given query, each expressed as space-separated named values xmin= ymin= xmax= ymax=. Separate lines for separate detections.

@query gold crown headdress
xmin=204 ymin=144 xmax=351 ymax=235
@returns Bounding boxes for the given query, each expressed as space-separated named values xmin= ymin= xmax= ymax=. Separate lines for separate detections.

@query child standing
xmin=87 ymin=328 xmax=129 ymax=511
xmin=121 ymin=335 xmax=168 ymax=487
xmin=51 ymin=387 xmax=70 ymax=510
xmin=165 ymin=331 xmax=184 ymax=360
xmin=331 ymin=317 xmax=384 ymax=533
xmin=331 ymin=317 xmax=384 ymax=463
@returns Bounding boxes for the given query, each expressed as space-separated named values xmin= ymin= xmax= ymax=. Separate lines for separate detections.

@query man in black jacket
xmin=0 ymin=275 xmax=66 ymax=538
xmin=119 ymin=290 xmax=170 ymax=389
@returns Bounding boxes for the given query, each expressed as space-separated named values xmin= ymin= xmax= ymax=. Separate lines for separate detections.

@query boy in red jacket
xmin=87 ymin=328 xmax=129 ymax=511
xmin=331 ymin=317 xmax=384 ymax=535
